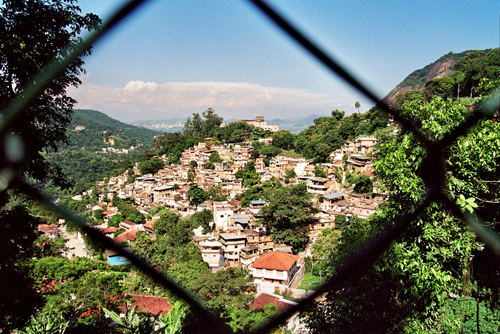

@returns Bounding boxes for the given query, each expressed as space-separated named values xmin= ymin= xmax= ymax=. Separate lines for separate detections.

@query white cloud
xmin=68 ymin=80 xmax=349 ymax=121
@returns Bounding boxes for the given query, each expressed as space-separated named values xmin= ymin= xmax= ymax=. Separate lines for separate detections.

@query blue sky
xmin=69 ymin=0 xmax=499 ymax=122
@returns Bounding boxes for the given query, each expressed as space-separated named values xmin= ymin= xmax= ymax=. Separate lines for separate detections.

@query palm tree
xmin=354 ymin=101 xmax=361 ymax=113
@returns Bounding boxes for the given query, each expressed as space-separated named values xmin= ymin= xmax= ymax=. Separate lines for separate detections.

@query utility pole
xmin=457 ymin=83 xmax=461 ymax=99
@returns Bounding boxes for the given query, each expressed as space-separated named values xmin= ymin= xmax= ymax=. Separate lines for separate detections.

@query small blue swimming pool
xmin=108 ymin=256 xmax=131 ymax=265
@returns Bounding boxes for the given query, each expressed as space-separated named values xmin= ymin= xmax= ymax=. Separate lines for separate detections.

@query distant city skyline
xmin=69 ymin=0 xmax=499 ymax=122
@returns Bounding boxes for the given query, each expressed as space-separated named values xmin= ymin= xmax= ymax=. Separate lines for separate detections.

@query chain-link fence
xmin=1 ymin=0 xmax=499 ymax=333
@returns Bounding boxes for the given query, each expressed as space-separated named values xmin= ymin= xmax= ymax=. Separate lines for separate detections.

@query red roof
xmin=117 ymin=294 xmax=172 ymax=316
xmin=229 ymin=199 xmax=241 ymax=207
xmin=143 ymin=220 xmax=156 ymax=230
xmin=38 ymin=224 xmax=58 ymax=234
xmin=113 ymin=230 xmax=138 ymax=243
xmin=250 ymin=293 xmax=293 ymax=313
xmin=99 ymin=227 xmax=120 ymax=234
xmin=251 ymin=251 xmax=298 ymax=271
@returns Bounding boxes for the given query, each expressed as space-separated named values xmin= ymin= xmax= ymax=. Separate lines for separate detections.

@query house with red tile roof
xmin=250 ymin=292 xmax=295 ymax=313
xmin=113 ymin=230 xmax=139 ymax=244
xmin=251 ymin=251 xmax=299 ymax=285
xmin=38 ymin=224 xmax=59 ymax=239
xmin=117 ymin=294 xmax=172 ymax=316
xmin=250 ymin=293 xmax=300 ymax=331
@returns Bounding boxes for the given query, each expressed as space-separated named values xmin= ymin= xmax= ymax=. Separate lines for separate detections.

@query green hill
xmin=67 ymin=109 xmax=159 ymax=151
xmin=384 ymin=48 xmax=499 ymax=104
xmin=44 ymin=109 xmax=159 ymax=194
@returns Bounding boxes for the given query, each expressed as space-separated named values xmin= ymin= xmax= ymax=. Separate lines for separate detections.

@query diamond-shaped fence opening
xmin=1 ymin=0 xmax=499 ymax=333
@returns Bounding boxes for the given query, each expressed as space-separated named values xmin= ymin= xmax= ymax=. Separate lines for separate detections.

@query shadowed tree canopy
xmin=0 ymin=0 xmax=101 ymax=186
xmin=0 ymin=1 xmax=100 ymax=331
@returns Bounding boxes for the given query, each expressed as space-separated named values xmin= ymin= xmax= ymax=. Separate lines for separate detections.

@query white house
xmin=251 ymin=251 xmax=299 ymax=285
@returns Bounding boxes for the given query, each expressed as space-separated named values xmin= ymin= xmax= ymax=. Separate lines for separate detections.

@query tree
xmin=138 ymin=157 xmax=164 ymax=175
xmin=261 ymin=183 xmax=319 ymax=252
xmin=305 ymin=95 xmax=500 ymax=332
xmin=331 ymin=109 xmax=345 ymax=121
xmin=203 ymin=162 xmax=215 ymax=170
xmin=353 ymin=174 xmax=373 ymax=194
xmin=0 ymin=0 xmax=100 ymax=185
xmin=354 ymin=101 xmax=361 ymax=113
xmin=272 ymin=130 xmax=295 ymax=150
xmin=284 ymin=168 xmax=296 ymax=183
xmin=207 ymin=185 xmax=226 ymax=202
xmin=108 ymin=214 xmax=123 ymax=227
xmin=314 ymin=165 xmax=326 ymax=178
xmin=187 ymin=184 xmax=207 ymax=206
xmin=154 ymin=210 xmax=180 ymax=235
xmin=209 ymin=151 xmax=222 ymax=163
xmin=235 ymin=161 xmax=261 ymax=187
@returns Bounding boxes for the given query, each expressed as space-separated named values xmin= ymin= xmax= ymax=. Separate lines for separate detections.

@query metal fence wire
xmin=1 ymin=0 xmax=499 ymax=333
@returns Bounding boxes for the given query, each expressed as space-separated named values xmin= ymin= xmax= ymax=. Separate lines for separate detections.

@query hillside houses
xmin=85 ymin=134 xmax=383 ymax=279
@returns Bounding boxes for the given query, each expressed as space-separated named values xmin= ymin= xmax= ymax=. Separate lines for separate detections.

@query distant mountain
xmin=384 ymin=50 xmax=471 ymax=104
xmin=132 ymin=117 xmax=185 ymax=132
xmin=67 ymin=109 xmax=159 ymax=151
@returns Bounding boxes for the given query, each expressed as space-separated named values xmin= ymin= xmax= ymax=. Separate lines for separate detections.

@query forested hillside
xmin=304 ymin=51 xmax=500 ymax=333
xmin=43 ymin=109 xmax=158 ymax=194
xmin=385 ymin=48 xmax=499 ymax=104
xmin=67 ymin=109 xmax=158 ymax=151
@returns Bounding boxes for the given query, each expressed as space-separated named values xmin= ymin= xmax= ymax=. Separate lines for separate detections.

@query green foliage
xmin=294 ymin=109 xmax=387 ymax=162
xmin=261 ymin=183 xmax=319 ymax=252
xmin=112 ymin=196 xmax=144 ymax=223
xmin=153 ymin=210 xmax=180 ymax=235
xmin=235 ymin=161 xmax=261 ymax=187
xmin=225 ymin=304 xmax=279 ymax=332
xmin=352 ymin=174 xmax=373 ymax=194
xmin=44 ymin=148 xmax=136 ymax=194
xmin=187 ymin=184 xmax=207 ymax=206
xmin=183 ymin=107 xmax=223 ymax=138
xmin=314 ymin=165 xmax=326 ymax=178
xmin=305 ymin=94 xmax=500 ymax=332
xmin=203 ymin=162 xmax=215 ymax=170
xmin=103 ymin=302 xmax=187 ymax=334
xmin=138 ymin=157 xmax=165 ymax=175
xmin=284 ymin=168 xmax=296 ymax=183
xmin=334 ymin=214 xmax=347 ymax=228
xmin=207 ymin=185 xmax=226 ymax=202
xmin=189 ymin=267 xmax=252 ymax=314
xmin=209 ymin=151 xmax=222 ymax=163
xmin=108 ymin=214 xmax=123 ymax=227
xmin=395 ymin=50 xmax=469 ymax=89
xmin=298 ymin=272 xmax=323 ymax=290
xmin=30 ymin=257 xmax=108 ymax=285
xmin=238 ymin=181 xmax=277 ymax=207
xmin=33 ymin=236 xmax=67 ymax=258
xmin=272 ymin=130 xmax=296 ymax=150
xmin=0 ymin=196 xmax=43 ymax=330
xmin=187 ymin=209 xmax=213 ymax=233
xmin=68 ymin=109 xmax=158 ymax=151
xmin=216 ymin=121 xmax=272 ymax=143
xmin=16 ymin=312 xmax=67 ymax=334
xmin=0 ymin=0 xmax=100 ymax=186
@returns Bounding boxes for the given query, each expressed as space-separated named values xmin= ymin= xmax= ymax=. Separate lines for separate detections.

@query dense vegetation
xmin=397 ymin=50 xmax=470 ymax=88
xmin=303 ymin=78 xmax=500 ymax=333
xmin=40 ymin=109 xmax=158 ymax=194
xmin=421 ymin=48 xmax=500 ymax=101
xmin=67 ymin=109 xmax=158 ymax=151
